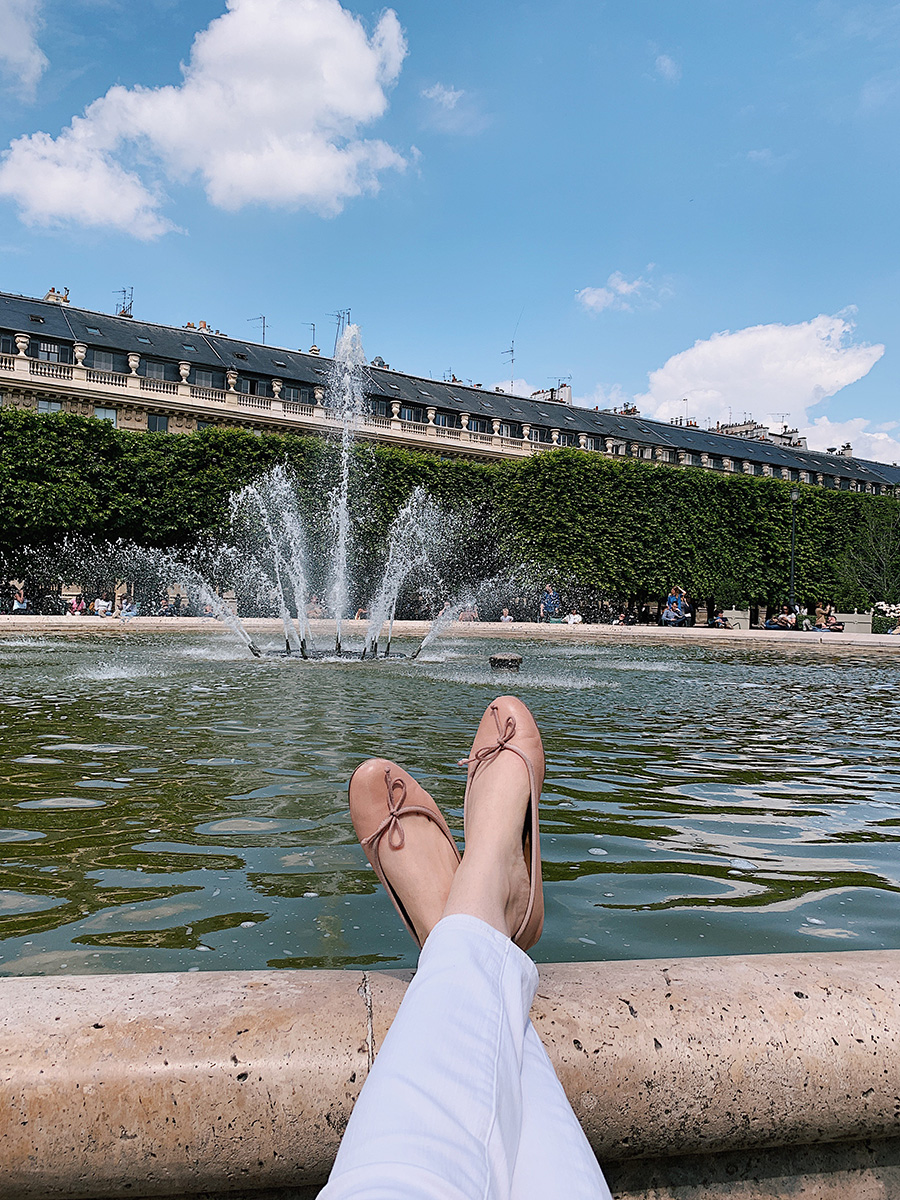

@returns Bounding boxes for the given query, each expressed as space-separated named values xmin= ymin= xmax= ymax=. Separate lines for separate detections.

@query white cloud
xmin=629 ymin=314 xmax=896 ymax=458
xmin=0 ymin=0 xmax=407 ymax=238
xmin=802 ymin=416 xmax=900 ymax=464
xmin=576 ymin=268 xmax=665 ymax=314
xmin=492 ymin=377 xmax=542 ymax=399
xmin=421 ymin=83 xmax=464 ymax=110
xmin=420 ymin=80 xmax=485 ymax=134
xmin=654 ymin=53 xmax=681 ymax=83
xmin=0 ymin=0 xmax=48 ymax=98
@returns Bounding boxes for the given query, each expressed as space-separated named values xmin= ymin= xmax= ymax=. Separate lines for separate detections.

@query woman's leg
xmin=323 ymin=699 xmax=607 ymax=1199
xmin=320 ymin=914 xmax=537 ymax=1200
xmin=510 ymin=1024 xmax=613 ymax=1200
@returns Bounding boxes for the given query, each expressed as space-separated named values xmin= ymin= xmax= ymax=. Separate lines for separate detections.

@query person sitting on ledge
xmin=306 ymin=594 xmax=325 ymax=619
xmin=565 ymin=608 xmax=583 ymax=624
xmin=765 ymin=604 xmax=796 ymax=630
xmin=812 ymin=601 xmax=842 ymax=631
xmin=661 ymin=597 xmax=686 ymax=626
xmin=320 ymin=696 xmax=613 ymax=1200
xmin=117 ymin=596 xmax=138 ymax=622
xmin=11 ymin=586 xmax=29 ymax=614
xmin=500 ymin=608 xmax=514 ymax=622
xmin=458 ymin=603 xmax=480 ymax=622
xmin=354 ymin=606 xmax=369 ymax=621
xmin=66 ymin=593 xmax=86 ymax=617
xmin=713 ymin=609 xmax=733 ymax=629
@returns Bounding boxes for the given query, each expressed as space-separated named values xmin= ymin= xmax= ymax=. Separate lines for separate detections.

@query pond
xmin=0 ymin=631 xmax=898 ymax=975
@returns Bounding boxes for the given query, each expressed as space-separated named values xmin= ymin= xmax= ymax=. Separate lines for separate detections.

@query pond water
xmin=1 ymin=631 xmax=898 ymax=976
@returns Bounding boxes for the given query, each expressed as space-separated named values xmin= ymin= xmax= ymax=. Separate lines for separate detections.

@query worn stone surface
xmin=530 ymin=952 xmax=900 ymax=1159
xmin=0 ymin=970 xmax=368 ymax=1199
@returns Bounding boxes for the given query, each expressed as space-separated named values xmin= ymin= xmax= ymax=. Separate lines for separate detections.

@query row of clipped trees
xmin=2 ymin=407 xmax=899 ymax=613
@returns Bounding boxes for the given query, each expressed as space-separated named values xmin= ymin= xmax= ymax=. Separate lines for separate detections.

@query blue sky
xmin=1 ymin=0 xmax=899 ymax=460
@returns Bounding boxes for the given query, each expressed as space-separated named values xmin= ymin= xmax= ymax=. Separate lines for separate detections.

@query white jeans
xmin=320 ymin=915 xmax=612 ymax=1200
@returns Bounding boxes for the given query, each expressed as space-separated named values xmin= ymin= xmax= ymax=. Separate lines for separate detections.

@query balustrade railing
xmin=190 ymin=384 xmax=228 ymax=403
xmin=140 ymin=378 xmax=178 ymax=394
xmin=85 ymin=368 xmax=129 ymax=387
xmin=30 ymin=361 xmax=73 ymax=379
xmin=0 ymin=353 xmax=887 ymax=490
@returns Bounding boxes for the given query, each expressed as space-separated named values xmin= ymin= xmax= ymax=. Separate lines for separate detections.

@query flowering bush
xmin=873 ymin=602 xmax=900 ymax=633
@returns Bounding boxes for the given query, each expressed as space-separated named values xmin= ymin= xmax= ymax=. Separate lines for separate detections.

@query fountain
xmin=217 ymin=326 xmax=471 ymax=660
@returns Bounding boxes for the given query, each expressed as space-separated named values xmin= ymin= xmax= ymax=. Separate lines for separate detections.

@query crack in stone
xmin=360 ymin=971 xmax=374 ymax=1070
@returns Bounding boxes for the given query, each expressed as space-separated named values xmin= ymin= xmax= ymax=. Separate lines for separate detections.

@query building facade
xmin=1 ymin=287 xmax=898 ymax=496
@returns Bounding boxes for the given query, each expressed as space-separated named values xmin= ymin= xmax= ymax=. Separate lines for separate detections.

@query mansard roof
xmin=2 ymin=288 xmax=899 ymax=487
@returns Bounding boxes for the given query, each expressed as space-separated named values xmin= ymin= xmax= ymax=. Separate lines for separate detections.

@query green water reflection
xmin=0 ymin=631 xmax=898 ymax=975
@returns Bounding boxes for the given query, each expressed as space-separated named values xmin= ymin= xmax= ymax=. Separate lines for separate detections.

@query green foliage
xmin=2 ymin=409 xmax=899 ymax=607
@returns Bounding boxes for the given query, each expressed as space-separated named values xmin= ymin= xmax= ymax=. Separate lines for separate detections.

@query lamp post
xmin=789 ymin=487 xmax=800 ymax=610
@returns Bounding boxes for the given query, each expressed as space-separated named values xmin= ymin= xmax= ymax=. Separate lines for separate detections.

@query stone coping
xmin=0 ymin=950 xmax=898 ymax=1198
xmin=1 ymin=614 xmax=899 ymax=653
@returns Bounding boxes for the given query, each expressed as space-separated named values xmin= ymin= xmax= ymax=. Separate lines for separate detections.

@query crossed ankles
xmin=348 ymin=696 xmax=545 ymax=950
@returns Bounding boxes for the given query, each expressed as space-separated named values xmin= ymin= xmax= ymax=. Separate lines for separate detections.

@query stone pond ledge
xmin=1 ymin=950 xmax=897 ymax=1199
xmin=2 ymin=614 xmax=899 ymax=654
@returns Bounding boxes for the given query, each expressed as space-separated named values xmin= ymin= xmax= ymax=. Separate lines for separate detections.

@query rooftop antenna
xmin=502 ymin=306 xmax=526 ymax=394
xmin=771 ymin=412 xmax=788 ymax=428
xmin=302 ymin=322 xmax=316 ymax=350
xmin=247 ymin=315 xmax=267 ymax=344
xmin=328 ymin=309 xmax=351 ymax=355
xmin=114 ymin=287 xmax=134 ymax=318
xmin=502 ymin=339 xmax=515 ymax=393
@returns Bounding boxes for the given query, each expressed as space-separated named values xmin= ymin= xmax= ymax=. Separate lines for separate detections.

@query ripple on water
xmin=198 ymin=818 xmax=306 ymax=835
xmin=40 ymin=743 xmax=146 ymax=753
xmin=17 ymin=796 xmax=107 ymax=809
xmin=0 ymin=891 xmax=65 ymax=914
xmin=185 ymin=758 xmax=254 ymax=766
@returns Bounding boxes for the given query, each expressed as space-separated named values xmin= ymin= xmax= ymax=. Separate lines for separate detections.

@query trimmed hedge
xmin=2 ymin=407 xmax=898 ymax=609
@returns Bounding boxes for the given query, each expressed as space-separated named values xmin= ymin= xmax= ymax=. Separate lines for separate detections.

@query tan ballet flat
xmin=349 ymin=759 xmax=460 ymax=948
xmin=460 ymin=697 xmax=544 ymax=950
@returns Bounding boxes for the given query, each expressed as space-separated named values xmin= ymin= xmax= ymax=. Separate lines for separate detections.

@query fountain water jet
xmin=327 ymin=326 xmax=368 ymax=657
